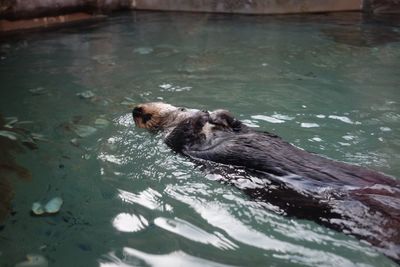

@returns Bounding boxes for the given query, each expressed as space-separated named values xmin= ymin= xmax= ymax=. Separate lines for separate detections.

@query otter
xmin=132 ymin=102 xmax=400 ymax=263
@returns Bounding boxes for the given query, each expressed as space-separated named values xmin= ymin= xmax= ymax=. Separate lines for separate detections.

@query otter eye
xmin=142 ymin=113 xmax=152 ymax=123
xmin=179 ymin=107 xmax=186 ymax=112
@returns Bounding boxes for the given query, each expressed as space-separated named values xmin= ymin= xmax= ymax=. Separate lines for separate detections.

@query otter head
xmin=132 ymin=102 xmax=200 ymax=131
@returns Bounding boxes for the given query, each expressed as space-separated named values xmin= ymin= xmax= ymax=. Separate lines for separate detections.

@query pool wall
xmin=132 ymin=0 xmax=362 ymax=15
xmin=1 ymin=0 xmax=399 ymax=32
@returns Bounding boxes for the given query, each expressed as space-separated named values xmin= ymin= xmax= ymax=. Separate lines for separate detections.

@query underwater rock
xmin=76 ymin=90 xmax=95 ymax=99
xmin=31 ymin=202 xmax=44 ymax=215
xmin=44 ymin=197 xmax=63 ymax=214
xmin=73 ymin=125 xmax=97 ymax=138
xmin=31 ymin=197 xmax=63 ymax=216
xmin=15 ymin=254 xmax=48 ymax=267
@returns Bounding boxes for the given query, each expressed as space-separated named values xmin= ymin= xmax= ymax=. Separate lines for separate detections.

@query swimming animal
xmin=132 ymin=102 xmax=400 ymax=263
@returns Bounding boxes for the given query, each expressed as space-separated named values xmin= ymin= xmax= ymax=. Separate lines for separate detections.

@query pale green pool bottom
xmin=0 ymin=11 xmax=399 ymax=267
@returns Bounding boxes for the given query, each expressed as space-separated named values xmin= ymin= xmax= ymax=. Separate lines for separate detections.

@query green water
xmin=0 ymin=11 xmax=399 ymax=267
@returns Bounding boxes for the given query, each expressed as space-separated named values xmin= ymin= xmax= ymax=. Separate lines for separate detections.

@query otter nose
xmin=132 ymin=107 xmax=143 ymax=118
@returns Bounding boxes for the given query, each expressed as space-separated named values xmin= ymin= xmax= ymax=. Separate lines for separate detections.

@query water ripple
xmin=154 ymin=217 xmax=238 ymax=250
xmin=100 ymin=248 xmax=238 ymax=267
xmin=118 ymin=188 xmax=173 ymax=212
xmin=165 ymin=185 xmax=381 ymax=267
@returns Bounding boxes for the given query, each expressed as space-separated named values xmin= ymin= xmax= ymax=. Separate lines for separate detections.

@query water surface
xmin=0 ymin=11 xmax=399 ymax=267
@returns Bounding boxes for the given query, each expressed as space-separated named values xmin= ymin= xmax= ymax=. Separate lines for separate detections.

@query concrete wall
xmin=364 ymin=0 xmax=400 ymax=13
xmin=1 ymin=0 xmax=399 ymax=32
xmin=0 ymin=0 xmax=134 ymax=19
xmin=0 ymin=0 xmax=366 ymax=20
xmin=133 ymin=0 xmax=362 ymax=14
xmin=2 ymin=0 xmax=400 ymax=20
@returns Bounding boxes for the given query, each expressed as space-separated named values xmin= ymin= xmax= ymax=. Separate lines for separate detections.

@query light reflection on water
xmin=100 ymin=247 xmax=238 ymax=267
xmin=112 ymin=213 xmax=148 ymax=233
xmin=0 ymin=11 xmax=399 ymax=267
xmin=153 ymin=217 xmax=238 ymax=250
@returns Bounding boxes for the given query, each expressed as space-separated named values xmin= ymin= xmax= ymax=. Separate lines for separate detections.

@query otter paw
xmin=191 ymin=112 xmax=210 ymax=131
xmin=209 ymin=110 xmax=242 ymax=131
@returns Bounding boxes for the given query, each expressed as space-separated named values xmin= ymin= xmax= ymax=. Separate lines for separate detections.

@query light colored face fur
xmin=132 ymin=102 xmax=199 ymax=131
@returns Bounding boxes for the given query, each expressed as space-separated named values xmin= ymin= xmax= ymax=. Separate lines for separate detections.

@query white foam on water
xmin=301 ymin=123 xmax=320 ymax=128
xmin=272 ymin=114 xmax=295 ymax=121
xmin=380 ymin=127 xmax=392 ymax=132
xmin=309 ymin=137 xmax=322 ymax=142
xmin=242 ymin=119 xmax=260 ymax=128
xmin=251 ymin=115 xmax=285 ymax=124
xmin=328 ymin=115 xmax=353 ymax=124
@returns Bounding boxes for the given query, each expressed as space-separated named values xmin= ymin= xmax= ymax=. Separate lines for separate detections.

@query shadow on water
xmin=191 ymin=142 xmax=400 ymax=264
xmin=321 ymin=13 xmax=400 ymax=47
xmin=0 ymin=114 xmax=35 ymax=223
